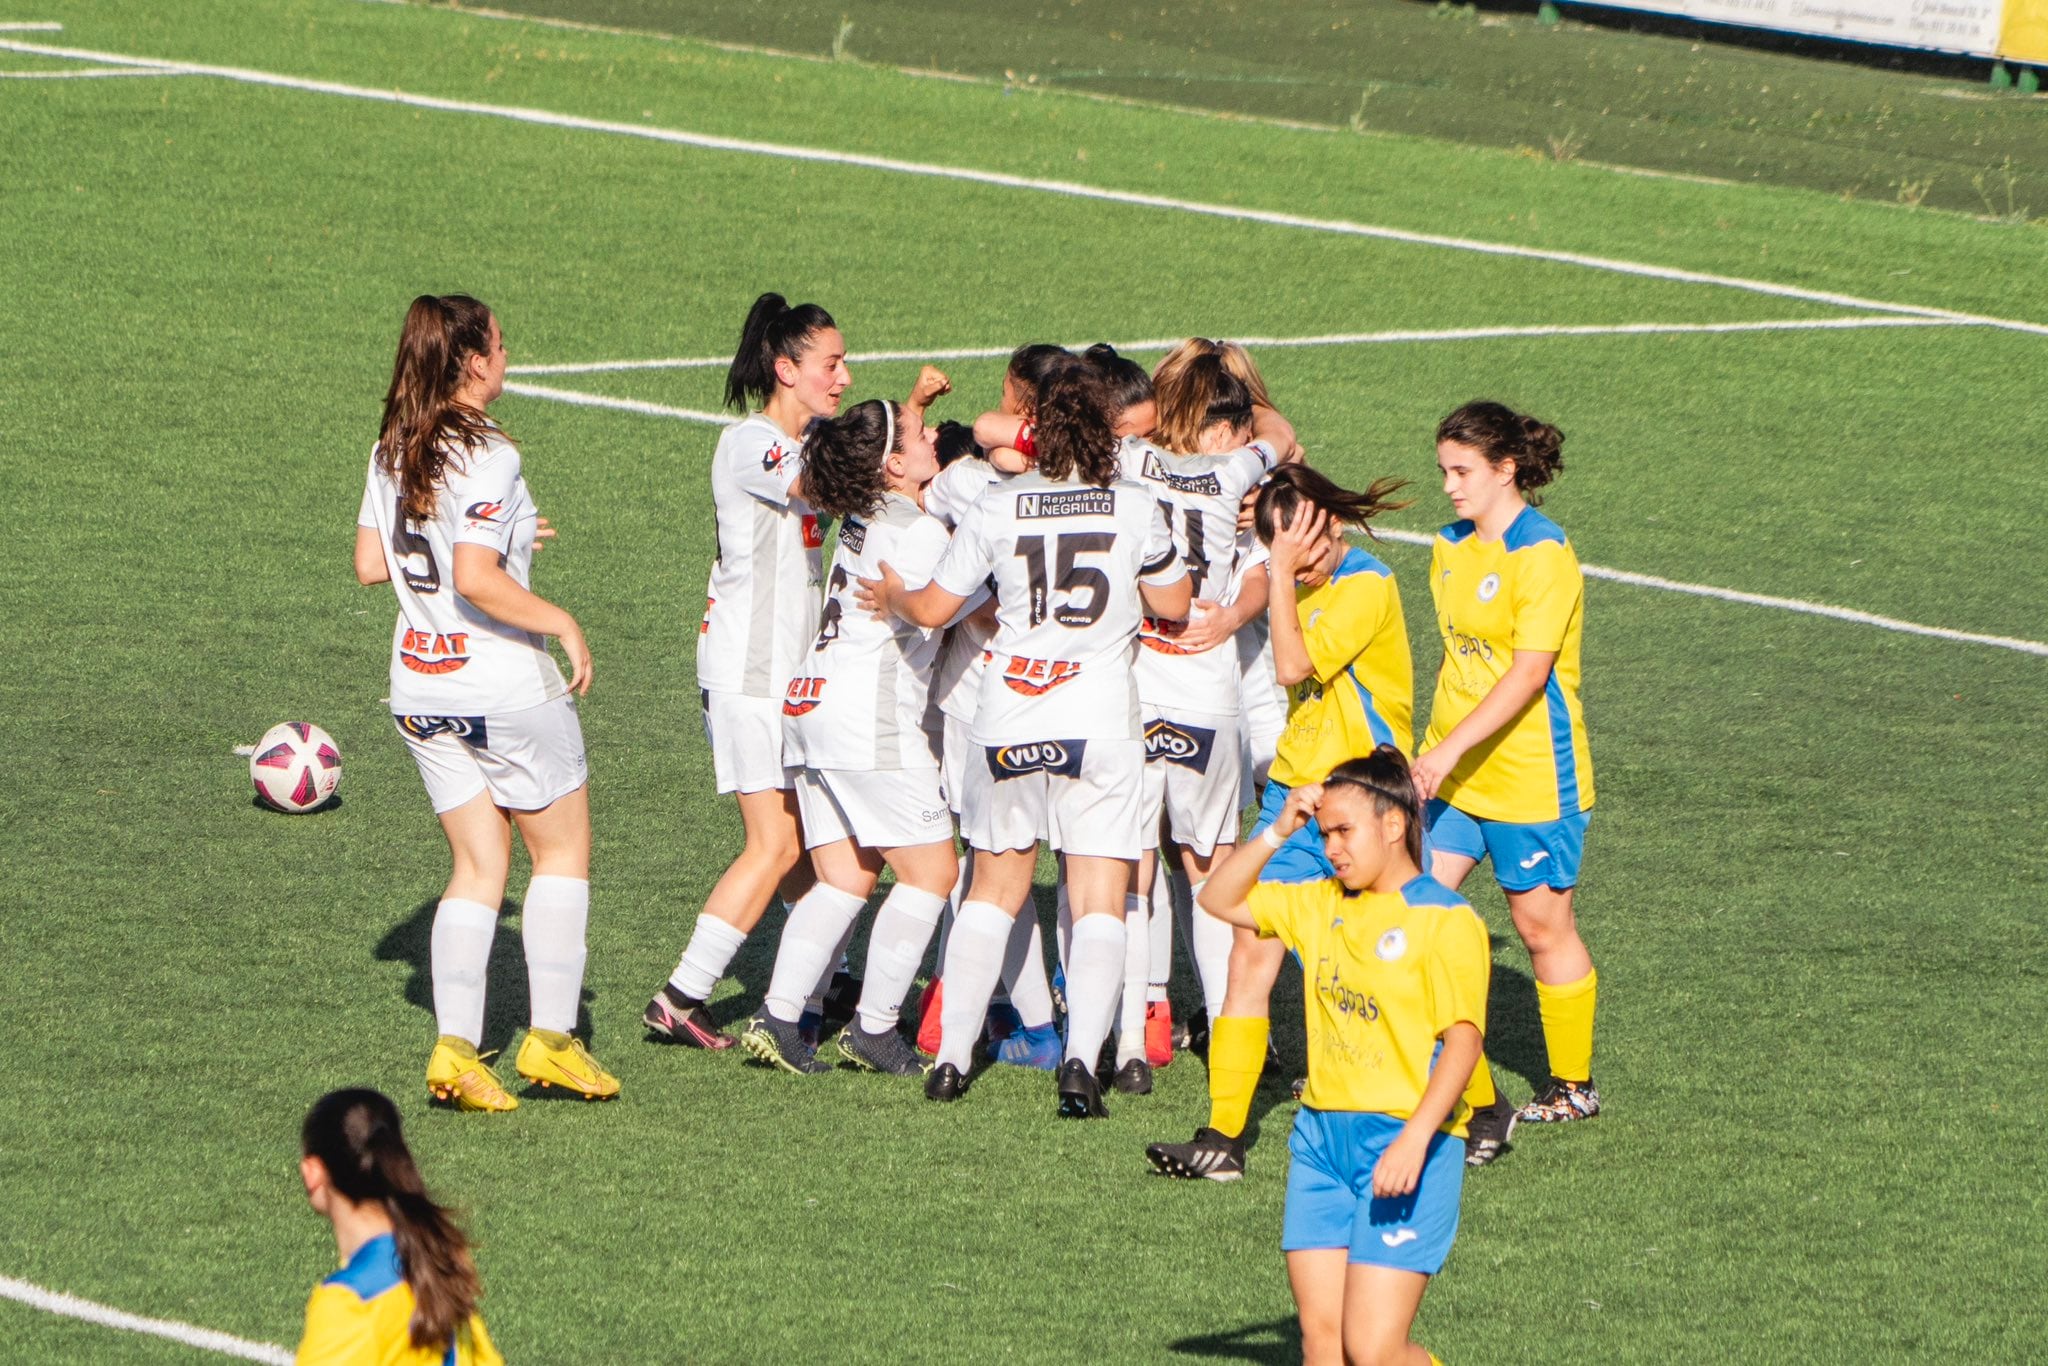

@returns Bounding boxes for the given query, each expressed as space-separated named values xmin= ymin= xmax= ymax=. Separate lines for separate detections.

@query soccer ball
xmin=250 ymin=721 xmax=342 ymax=813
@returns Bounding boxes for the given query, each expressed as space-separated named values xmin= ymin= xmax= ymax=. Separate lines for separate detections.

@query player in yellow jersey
xmin=1148 ymin=462 xmax=1413 ymax=1180
xmin=1412 ymin=401 xmax=1601 ymax=1165
xmin=1179 ymin=748 xmax=1486 ymax=1366
xmin=295 ymin=1089 xmax=502 ymax=1366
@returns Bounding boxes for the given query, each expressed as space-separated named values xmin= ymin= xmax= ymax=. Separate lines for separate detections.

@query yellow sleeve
xmin=1510 ymin=542 xmax=1581 ymax=654
xmin=295 ymin=1286 xmax=377 ymax=1366
xmin=1247 ymin=882 xmax=1309 ymax=949
xmin=1300 ymin=574 xmax=1386 ymax=685
xmin=1424 ymin=908 xmax=1492 ymax=1037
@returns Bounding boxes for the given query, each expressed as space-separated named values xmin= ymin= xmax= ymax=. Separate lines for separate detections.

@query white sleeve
xmin=449 ymin=443 xmax=523 ymax=552
xmin=729 ymin=425 xmax=804 ymax=507
xmin=357 ymin=462 xmax=379 ymax=529
xmin=931 ymin=497 xmax=997 ymax=599
xmin=1138 ymin=498 xmax=1185 ymax=586
xmin=894 ymin=517 xmax=953 ymax=592
xmin=1222 ymin=442 xmax=1278 ymax=500
xmin=925 ymin=462 xmax=985 ymax=529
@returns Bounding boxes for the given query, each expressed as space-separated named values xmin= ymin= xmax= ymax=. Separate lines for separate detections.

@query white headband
xmin=881 ymin=401 xmax=895 ymax=463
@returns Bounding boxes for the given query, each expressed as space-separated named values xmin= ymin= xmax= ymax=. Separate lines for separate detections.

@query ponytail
xmin=1252 ymin=462 xmax=1411 ymax=545
xmin=1152 ymin=338 xmax=1275 ymax=453
xmin=1033 ymin=365 xmax=1120 ymax=487
xmin=1323 ymin=745 xmax=1426 ymax=869
xmin=1435 ymin=400 xmax=1565 ymax=502
xmin=375 ymin=295 xmax=502 ymax=524
xmin=303 ymin=1089 xmax=480 ymax=1354
xmin=1081 ymin=343 xmax=1154 ymax=418
xmin=798 ymin=399 xmax=899 ymax=521
xmin=723 ymin=292 xmax=838 ymax=411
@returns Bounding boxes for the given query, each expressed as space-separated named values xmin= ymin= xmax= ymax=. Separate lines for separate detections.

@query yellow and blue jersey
xmin=1424 ymin=506 xmax=1593 ymax=823
xmin=296 ymin=1233 xmax=502 ymax=1366
xmin=1248 ymin=874 xmax=1490 ymax=1136
xmin=1270 ymin=545 xmax=1413 ymax=791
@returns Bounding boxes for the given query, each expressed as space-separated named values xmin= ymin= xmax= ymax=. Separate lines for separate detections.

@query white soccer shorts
xmin=701 ymin=689 xmax=798 ymax=795
xmin=964 ymin=736 xmax=1146 ymax=860
xmin=395 ymin=695 xmax=587 ymax=815
xmin=1140 ymin=707 xmax=1246 ymax=858
xmin=797 ymin=767 xmax=953 ymax=852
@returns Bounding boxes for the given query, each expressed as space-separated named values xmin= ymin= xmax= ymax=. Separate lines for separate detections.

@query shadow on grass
xmin=1167 ymin=1317 xmax=1300 ymax=1363
xmin=374 ymin=896 xmax=596 ymax=1057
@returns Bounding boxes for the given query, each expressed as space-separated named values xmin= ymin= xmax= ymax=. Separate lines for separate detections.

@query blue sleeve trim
xmin=1503 ymin=506 xmax=1566 ymax=551
xmin=1343 ymin=666 xmax=1395 ymax=749
xmin=1329 ymin=546 xmax=1392 ymax=582
xmin=1438 ymin=519 xmax=1476 ymax=545
xmin=321 ymin=1233 xmax=403 ymax=1301
xmin=1399 ymin=874 xmax=1470 ymax=910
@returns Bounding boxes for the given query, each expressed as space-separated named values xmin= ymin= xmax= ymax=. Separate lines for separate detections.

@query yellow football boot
xmin=515 ymin=1029 xmax=620 ymax=1101
xmin=426 ymin=1036 xmax=519 ymax=1113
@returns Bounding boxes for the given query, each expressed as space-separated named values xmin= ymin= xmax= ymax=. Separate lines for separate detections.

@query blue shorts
xmin=1248 ymin=781 xmax=1331 ymax=884
xmin=1282 ymin=1109 xmax=1465 ymax=1272
xmin=1425 ymin=800 xmax=1589 ymax=892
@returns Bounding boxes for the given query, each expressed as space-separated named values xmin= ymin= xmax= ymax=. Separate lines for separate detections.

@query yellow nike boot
xmin=515 ymin=1029 xmax=621 ymax=1101
xmin=426 ymin=1036 xmax=518 ymax=1112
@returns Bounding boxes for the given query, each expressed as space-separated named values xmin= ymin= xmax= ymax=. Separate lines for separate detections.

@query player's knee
xmin=1509 ymin=903 xmax=1575 ymax=955
xmin=1296 ymin=1312 xmax=1343 ymax=1366
xmin=1338 ymin=1324 xmax=1411 ymax=1366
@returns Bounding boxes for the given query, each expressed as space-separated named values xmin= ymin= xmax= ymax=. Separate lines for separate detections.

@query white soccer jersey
xmin=696 ymin=414 xmax=825 ymax=698
xmin=785 ymin=493 xmax=950 ymax=772
xmin=931 ymin=470 xmax=1183 ymax=746
xmin=927 ymin=456 xmax=1005 ymax=726
xmin=1128 ymin=437 xmax=1278 ymax=717
xmin=357 ymin=436 xmax=568 ymax=715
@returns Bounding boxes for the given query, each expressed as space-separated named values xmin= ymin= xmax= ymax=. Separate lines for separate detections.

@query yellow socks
xmin=1204 ymin=1015 xmax=1270 ymax=1138
xmin=1536 ymin=968 xmax=1598 ymax=1082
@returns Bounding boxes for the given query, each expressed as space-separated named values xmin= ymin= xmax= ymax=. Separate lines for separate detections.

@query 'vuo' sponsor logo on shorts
xmin=986 ymin=739 xmax=1087 ymax=781
xmin=1143 ymin=717 xmax=1217 ymax=772
xmin=1001 ymin=656 xmax=1081 ymax=696
xmin=400 ymin=628 xmax=469 ymax=675
xmin=782 ymin=676 xmax=826 ymax=716
xmin=1015 ymin=489 xmax=1114 ymax=519
xmin=399 ymin=715 xmax=490 ymax=747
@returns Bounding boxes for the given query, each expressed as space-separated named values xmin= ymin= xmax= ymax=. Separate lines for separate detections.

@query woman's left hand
xmin=1167 ymin=600 xmax=1237 ymax=654
xmin=532 ymin=516 xmax=558 ymax=552
xmin=909 ymin=366 xmax=952 ymax=411
xmin=1371 ymin=1130 xmax=1429 ymax=1198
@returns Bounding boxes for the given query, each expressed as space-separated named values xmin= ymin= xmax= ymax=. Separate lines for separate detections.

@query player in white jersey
xmin=354 ymin=295 xmax=616 ymax=1111
xmin=730 ymin=398 xmax=967 ymax=1079
xmin=863 ymin=365 xmax=1190 ymax=1118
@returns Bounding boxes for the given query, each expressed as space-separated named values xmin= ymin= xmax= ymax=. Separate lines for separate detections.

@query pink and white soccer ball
xmin=250 ymin=721 xmax=342 ymax=813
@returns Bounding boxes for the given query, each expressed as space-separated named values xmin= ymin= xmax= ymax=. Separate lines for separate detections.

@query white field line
xmin=497 ymin=383 xmax=2048 ymax=658
xmin=2 ymin=38 xmax=2046 ymax=340
xmin=0 ymin=1275 xmax=293 ymax=1365
xmin=0 ymin=66 xmax=188 ymax=78
xmin=0 ymin=21 xmax=61 ymax=30
xmin=506 ymin=315 xmax=1976 ymax=377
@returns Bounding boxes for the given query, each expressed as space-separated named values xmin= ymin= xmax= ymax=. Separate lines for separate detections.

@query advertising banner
xmin=1567 ymin=0 xmax=2020 ymax=59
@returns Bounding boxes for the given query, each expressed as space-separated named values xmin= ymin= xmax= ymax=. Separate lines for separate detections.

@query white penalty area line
xmin=506 ymin=315 xmax=1976 ymax=377
xmin=1 ymin=37 xmax=2045 ymax=340
xmin=0 ymin=1274 xmax=292 ymax=1365
xmin=0 ymin=65 xmax=190 ymax=78
xmin=497 ymin=382 xmax=2048 ymax=660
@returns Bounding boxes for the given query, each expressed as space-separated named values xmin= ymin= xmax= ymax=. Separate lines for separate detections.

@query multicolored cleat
xmin=426 ymin=1036 xmax=518 ymax=1112
xmin=515 ymin=1028 xmax=620 ymax=1100
xmin=991 ymin=1022 xmax=1062 ymax=1071
xmin=643 ymin=988 xmax=736 ymax=1049
xmin=1517 ymin=1076 xmax=1601 ymax=1124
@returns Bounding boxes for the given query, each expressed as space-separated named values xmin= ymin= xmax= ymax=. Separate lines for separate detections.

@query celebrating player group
xmin=355 ymin=289 xmax=1603 ymax=1365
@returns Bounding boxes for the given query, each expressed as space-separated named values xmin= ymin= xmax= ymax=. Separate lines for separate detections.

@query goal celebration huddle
xmin=353 ymin=289 xmax=1604 ymax=1364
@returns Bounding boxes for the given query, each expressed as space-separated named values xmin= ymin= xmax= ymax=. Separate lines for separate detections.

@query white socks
xmin=805 ymin=917 xmax=861 ymax=1018
xmin=763 ymin=883 xmax=867 ymax=1023
xmin=1054 ymin=879 xmax=1073 ymax=976
xmin=522 ymin=876 xmax=588 ymax=1034
xmin=668 ymin=913 xmax=750 ymax=1003
xmin=857 ymin=883 xmax=948 ymax=1034
xmin=1148 ymin=869 xmax=1176 ymax=1003
xmin=1065 ymin=913 xmax=1127 ymax=1069
xmin=1190 ymin=881 xmax=1233 ymax=1019
xmin=935 ymin=900 xmax=1012 ymax=1072
xmin=430 ymin=898 xmax=498 ymax=1046
xmin=999 ymin=912 xmax=1055 ymax=1029
xmin=1117 ymin=893 xmax=1150 ymax=1066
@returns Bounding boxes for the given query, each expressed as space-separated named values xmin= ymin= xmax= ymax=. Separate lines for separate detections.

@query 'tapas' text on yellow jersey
xmin=1250 ymin=874 xmax=1490 ymax=1135
xmin=1424 ymin=507 xmax=1593 ymax=822
xmin=1270 ymin=546 xmax=1413 ymax=790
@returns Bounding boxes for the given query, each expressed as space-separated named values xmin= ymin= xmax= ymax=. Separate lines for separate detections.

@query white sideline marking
xmin=506 ymin=315 xmax=1975 ymax=377
xmin=2 ymin=37 xmax=2045 ymax=340
xmin=0 ymin=21 xmax=61 ymax=30
xmin=0 ymin=66 xmax=186 ymax=78
xmin=1368 ymin=530 xmax=2048 ymax=657
xmin=496 ymin=384 xmax=2048 ymax=658
xmin=0 ymin=1274 xmax=293 ymax=1365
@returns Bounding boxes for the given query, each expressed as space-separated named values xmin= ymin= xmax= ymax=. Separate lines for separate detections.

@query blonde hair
xmin=1151 ymin=338 xmax=1274 ymax=453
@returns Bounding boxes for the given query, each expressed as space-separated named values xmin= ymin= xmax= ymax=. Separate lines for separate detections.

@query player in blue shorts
xmin=1185 ymin=747 xmax=1486 ymax=1366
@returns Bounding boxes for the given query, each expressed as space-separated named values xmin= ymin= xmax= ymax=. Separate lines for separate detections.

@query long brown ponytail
xmin=375 ymin=295 xmax=502 ymax=523
xmin=303 ymin=1089 xmax=480 ymax=1352
xmin=1252 ymin=462 xmax=1411 ymax=545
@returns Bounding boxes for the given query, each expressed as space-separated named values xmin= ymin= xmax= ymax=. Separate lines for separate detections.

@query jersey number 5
xmin=1016 ymin=532 xmax=1112 ymax=628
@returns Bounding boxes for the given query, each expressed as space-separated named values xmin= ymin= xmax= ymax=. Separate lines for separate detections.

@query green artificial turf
xmin=1 ymin=2 xmax=2043 ymax=1361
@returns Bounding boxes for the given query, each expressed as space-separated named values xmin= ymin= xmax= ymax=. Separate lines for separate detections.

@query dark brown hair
xmin=797 ymin=398 xmax=901 ymax=520
xmin=1032 ymin=365 xmax=1120 ymax=487
xmin=1252 ymin=462 xmax=1411 ymax=545
xmin=375 ymin=295 xmax=502 ymax=524
xmin=1436 ymin=400 xmax=1565 ymax=503
xmin=1005 ymin=343 xmax=1075 ymax=416
xmin=724 ymin=292 xmax=837 ymax=411
xmin=1323 ymin=744 xmax=1425 ymax=868
xmin=303 ymin=1089 xmax=479 ymax=1353
xmin=1082 ymin=343 xmax=1154 ymax=417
